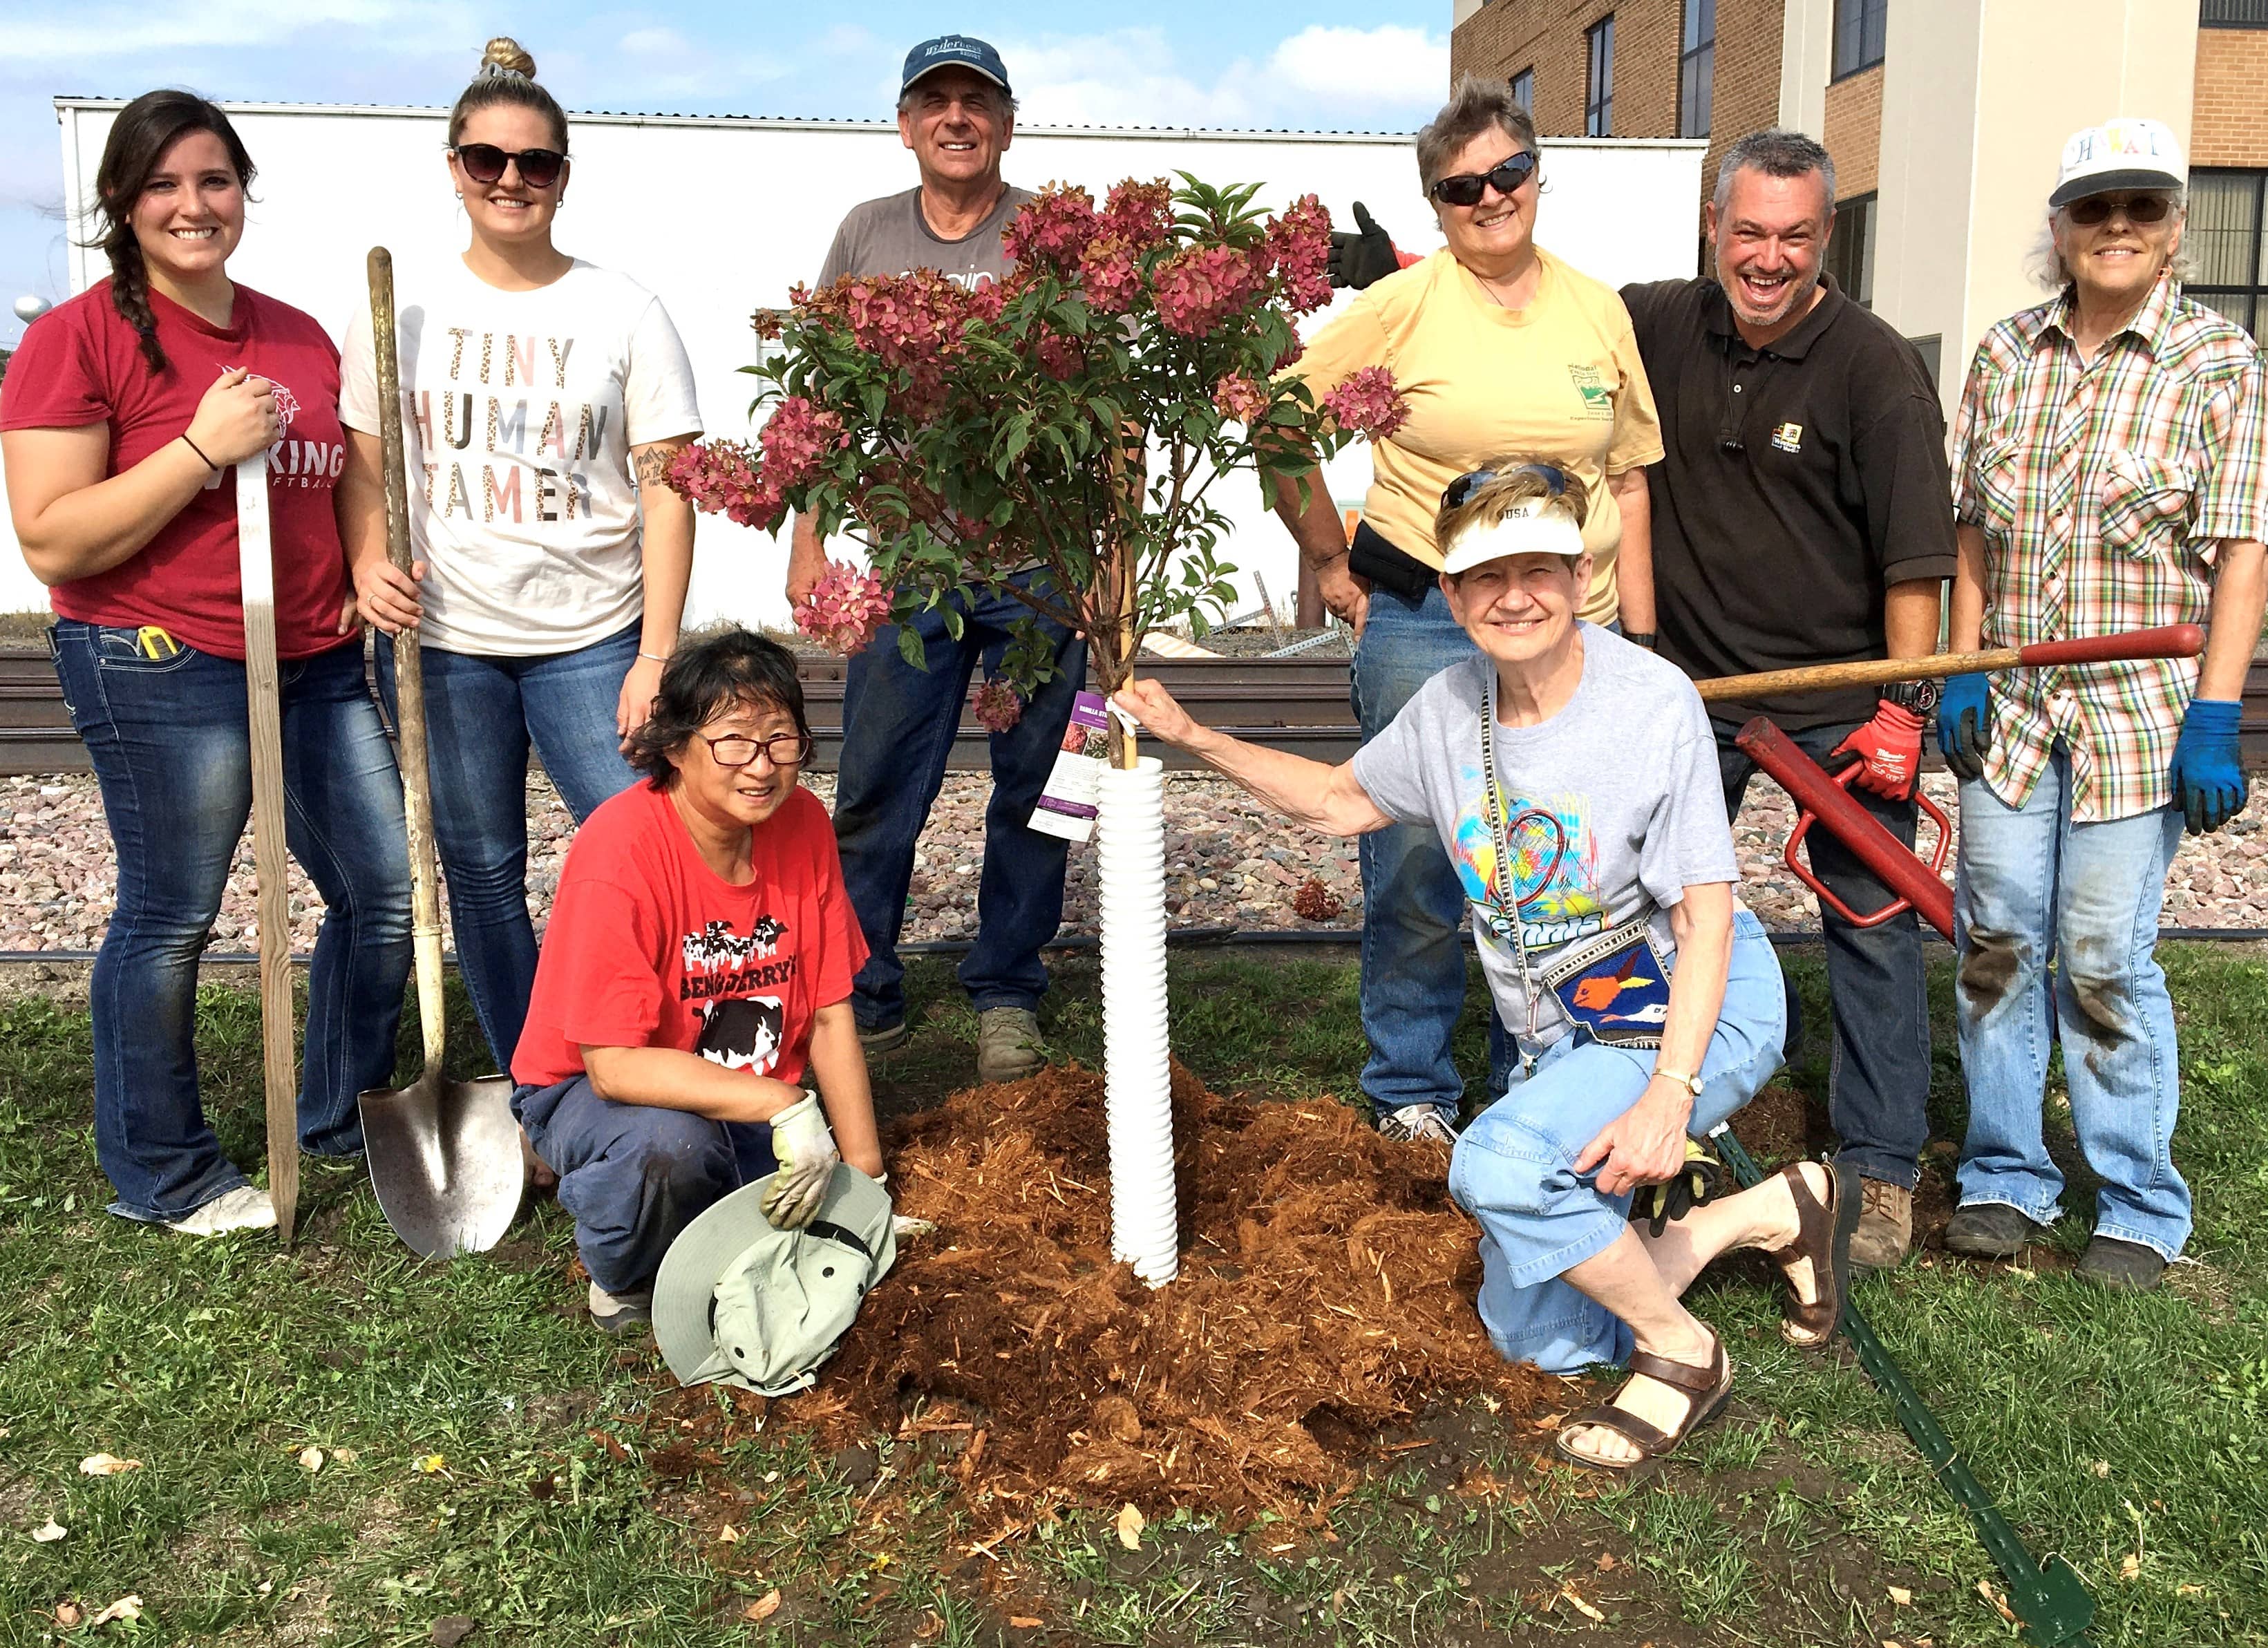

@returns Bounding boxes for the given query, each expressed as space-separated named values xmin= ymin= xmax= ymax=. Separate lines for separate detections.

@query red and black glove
xmin=1831 ymin=699 xmax=1925 ymax=801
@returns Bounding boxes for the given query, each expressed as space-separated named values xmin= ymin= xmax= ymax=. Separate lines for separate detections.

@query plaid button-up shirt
xmin=1951 ymin=274 xmax=2267 ymax=822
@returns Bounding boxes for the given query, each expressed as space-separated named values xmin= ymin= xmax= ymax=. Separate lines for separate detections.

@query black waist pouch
xmin=1348 ymin=520 xmax=1438 ymax=601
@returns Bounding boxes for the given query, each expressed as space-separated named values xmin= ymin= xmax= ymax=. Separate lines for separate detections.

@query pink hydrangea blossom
xmin=667 ymin=440 xmax=786 ymax=533
xmin=1265 ymin=194 xmax=1334 ymax=314
xmin=1034 ymin=330 xmax=1086 ymax=381
xmin=970 ymin=678 xmax=1024 ymax=733
xmin=757 ymin=397 xmax=848 ymax=489
xmin=1002 ymin=183 xmax=1100 ymax=271
xmin=1213 ymin=372 xmax=1271 ymax=424
xmin=1079 ymin=234 xmax=1144 ymax=315
xmin=1321 ymin=366 xmax=1410 ymax=441
xmin=793 ymin=560 xmax=894 ymax=656
xmin=1102 ymin=178 xmax=1175 ymax=249
xmin=1151 ymin=243 xmax=1265 ymax=338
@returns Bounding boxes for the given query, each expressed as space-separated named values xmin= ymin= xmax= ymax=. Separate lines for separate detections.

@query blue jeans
xmin=833 ymin=569 xmax=1086 ymax=1028
xmin=1352 ymin=584 xmax=1502 ymax=1119
xmin=377 ymin=623 xmax=640 ymax=1072
xmin=514 ymin=1073 xmax=774 ymax=1294
xmin=1448 ymin=910 xmax=1787 ymax=1373
xmin=1952 ymin=750 xmax=2190 ymax=1258
xmin=1717 ymin=716 xmax=1930 ymax=1188
xmin=51 ymin=623 xmax=411 ymax=1222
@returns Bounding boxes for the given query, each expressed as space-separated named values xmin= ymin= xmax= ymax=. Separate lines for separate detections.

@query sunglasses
xmin=1428 ymin=151 xmax=1539 ymax=208
xmin=451 ymin=143 xmax=567 ymax=190
xmin=2066 ymin=193 xmax=2173 ymax=227
xmin=702 ymin=731 xmax=812 ymax=769
xmin=1444 ymin=462 xmax=1566 ymax=511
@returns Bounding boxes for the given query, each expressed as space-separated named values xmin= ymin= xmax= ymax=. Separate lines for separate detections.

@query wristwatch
xmin=1652 ymin=1065 xmax=1704 ymax=1097
xmin=1883 ymin=679 xmax=1943 ymax=715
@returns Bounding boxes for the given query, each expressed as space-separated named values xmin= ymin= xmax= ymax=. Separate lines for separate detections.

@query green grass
xmin=1 ymin=946 xmax=2265 ymax=1645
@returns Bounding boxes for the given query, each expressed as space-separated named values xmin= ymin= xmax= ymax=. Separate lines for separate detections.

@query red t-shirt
xmin=511 ymin=781 xmax=868 ymax=1090
xmin=0 ymin=280 xmax=354 ymax=661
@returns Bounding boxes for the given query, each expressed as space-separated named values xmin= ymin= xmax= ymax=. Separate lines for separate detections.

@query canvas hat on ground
xmin=2050 ymin=118 xmax=2186 ymax=209
xmin=655 ymin=1164 xmax=896 ymax=1396
xmin=1439 ymin=498 xmax=1587 ymax=576
xmin=901 ymin=35 xmax=1012 ymax=98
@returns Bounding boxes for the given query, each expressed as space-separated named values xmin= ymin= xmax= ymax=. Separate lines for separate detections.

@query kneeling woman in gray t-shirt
xmin=1117 ymin=466 xmax=1859 ymax=1474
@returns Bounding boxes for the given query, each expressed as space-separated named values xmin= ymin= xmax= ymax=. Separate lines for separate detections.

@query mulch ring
xmin=649 ymin=1063 xmax=1564 ymax=1519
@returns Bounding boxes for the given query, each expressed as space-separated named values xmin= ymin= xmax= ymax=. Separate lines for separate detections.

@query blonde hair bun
xmin=481 ymin=36 xmax=537 ymax=78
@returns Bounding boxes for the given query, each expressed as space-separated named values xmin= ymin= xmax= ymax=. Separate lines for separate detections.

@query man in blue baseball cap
xmin=786 ymin=37 xmax=1090 ymax=1088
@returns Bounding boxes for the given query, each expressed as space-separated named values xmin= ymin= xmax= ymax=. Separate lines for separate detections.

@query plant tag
xmin=1028 ymin=692 xmax=1112 ymax=844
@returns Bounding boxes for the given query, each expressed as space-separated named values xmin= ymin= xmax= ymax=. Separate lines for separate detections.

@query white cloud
xmin=4 ymin=0 xmax=473 ymax=61
xmin=1266 ymin=25 xmax=1448 ymax=107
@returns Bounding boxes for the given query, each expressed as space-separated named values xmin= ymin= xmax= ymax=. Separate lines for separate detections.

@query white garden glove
xmin=761 ymin=1090 xmax=839 ymax=1230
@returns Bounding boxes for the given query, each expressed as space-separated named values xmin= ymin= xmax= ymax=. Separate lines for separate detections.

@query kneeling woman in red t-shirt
xmin=511 ymin=629 xmax=883 ymax=1331
xmin=1 ymin=92 xmax=410 ymax=1237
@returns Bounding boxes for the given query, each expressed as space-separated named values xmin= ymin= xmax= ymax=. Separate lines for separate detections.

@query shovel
xmin=357 ymin=246 xmax=525 ymax=1259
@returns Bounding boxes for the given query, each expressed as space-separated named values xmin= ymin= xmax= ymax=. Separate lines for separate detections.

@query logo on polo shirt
xmin=1770 ymin=422 xmax=1804 ymax=454
xmin=1567 ymin=365 xmax=1613 ymax=422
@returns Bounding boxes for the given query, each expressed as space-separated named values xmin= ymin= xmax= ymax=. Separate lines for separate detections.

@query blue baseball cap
xmin=900 ymin=34 xmax=1012 ymax=99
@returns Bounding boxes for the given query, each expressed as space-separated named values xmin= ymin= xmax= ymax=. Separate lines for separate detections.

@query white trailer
xmin=5 ymin=99 xmax=1703 ymax=628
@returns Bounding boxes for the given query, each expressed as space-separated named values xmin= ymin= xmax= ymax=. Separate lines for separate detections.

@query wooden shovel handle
xmin=368 ymin=247 xmax=447 ymax=1071
xmin=1693 ymin=624 xmax=2205 ymax=703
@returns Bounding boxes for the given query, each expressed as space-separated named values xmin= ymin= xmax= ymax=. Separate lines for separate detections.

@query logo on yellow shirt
xmin=1567 ymin=365 xmax=1614 ymax=422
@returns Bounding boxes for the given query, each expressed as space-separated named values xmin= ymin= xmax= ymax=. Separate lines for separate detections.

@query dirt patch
xmin=777 ymin=1063 xmax=1560 ymax=1515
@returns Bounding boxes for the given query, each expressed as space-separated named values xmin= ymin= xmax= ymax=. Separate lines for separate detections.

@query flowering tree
xmin=671 ymin=175 xmax=1406 ymax=730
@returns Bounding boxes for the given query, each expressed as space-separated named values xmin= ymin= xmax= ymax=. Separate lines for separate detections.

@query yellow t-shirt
xmin=1293 ymin=246 xmax=1663 ymax=623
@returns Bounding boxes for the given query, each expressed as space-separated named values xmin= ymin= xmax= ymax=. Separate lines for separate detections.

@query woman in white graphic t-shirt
xmin=339 ymin=36 xmax=704 ymax=1074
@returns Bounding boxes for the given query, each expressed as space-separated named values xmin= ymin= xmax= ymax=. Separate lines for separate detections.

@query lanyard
xmin=1477 ymin=673 xmax=1544 ymax=1072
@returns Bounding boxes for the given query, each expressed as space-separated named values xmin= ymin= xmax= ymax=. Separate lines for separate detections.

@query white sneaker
xmin=587 ymin=1281 xmax=653 ymax=1334
xmin=1377 ymin=1103 xmax=1459 ymax=1146
xmin=162 ymin=1185 xmax=277 ymax=1237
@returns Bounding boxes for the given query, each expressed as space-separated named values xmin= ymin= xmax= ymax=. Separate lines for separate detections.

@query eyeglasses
xmin=1428 ymin=151 xmax=1539 ymax=208
xmin=1444 ymin=463 xmax=1566 ymax=511
xmin=701 ymin=731 xmax=813 ymax=768
xmin=451 ymin=143 xmax=567 ymax=190
xmin=2066 ymin=193 xmax=2173 ymax=227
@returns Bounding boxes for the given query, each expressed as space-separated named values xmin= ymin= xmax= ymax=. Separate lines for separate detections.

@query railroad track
xmin=7 ymin=643 xmax=2265 ymax=777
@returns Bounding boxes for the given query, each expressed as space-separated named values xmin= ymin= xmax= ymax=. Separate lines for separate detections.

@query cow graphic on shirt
xmin=695 ymin=996 xmax=786 ymax=1075
xmin=681 ymin=916 xmax=786 ymax=974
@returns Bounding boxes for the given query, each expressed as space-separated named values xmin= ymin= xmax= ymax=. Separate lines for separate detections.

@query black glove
xmin=1328 ymin=202 xmax=1401 ymax=291
xmin=1634 ymin=1138 xmax=1722 ymax=1237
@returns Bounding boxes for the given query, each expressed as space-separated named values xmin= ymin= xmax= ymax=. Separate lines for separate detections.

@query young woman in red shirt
xmin=0 ymin=93 xmax=411 ymax=1235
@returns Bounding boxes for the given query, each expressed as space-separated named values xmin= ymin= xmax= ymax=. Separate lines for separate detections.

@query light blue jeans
xmin=1447 ymin=909 xmax=1788 ymax=1374
xmin=1952 ymin=750 xmax=2190 ymax=1258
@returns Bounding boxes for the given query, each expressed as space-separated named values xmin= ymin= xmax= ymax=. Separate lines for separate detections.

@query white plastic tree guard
xmin=1096 ymin=755 xmax=1178 ymax=1286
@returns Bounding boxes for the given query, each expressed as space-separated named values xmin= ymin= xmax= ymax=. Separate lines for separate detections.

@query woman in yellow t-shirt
xmin=1278 ymin=75 xmax=1663 ymax=1144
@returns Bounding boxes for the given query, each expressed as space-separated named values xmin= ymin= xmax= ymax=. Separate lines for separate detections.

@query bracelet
xmin=180 ymin=433 xmax=219 ymax=472
xmin=1652 ymin=1066 xmax=1704 ymax=1098
xmin=638 ymin=650 xmax=672 ymax=663
xmin=1624 ymin=630 xmax=1658 ymax=650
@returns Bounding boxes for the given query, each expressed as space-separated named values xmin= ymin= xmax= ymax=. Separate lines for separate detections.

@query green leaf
xmin=897 ymin=627 xmax=927 ymax=671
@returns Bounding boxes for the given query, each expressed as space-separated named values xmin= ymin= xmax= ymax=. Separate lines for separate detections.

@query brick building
xmin=1452 ymin=0 xmax=2268 ymax=417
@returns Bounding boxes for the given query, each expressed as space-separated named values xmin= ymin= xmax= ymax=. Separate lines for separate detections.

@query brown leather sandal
xmin=1761 ymin=1159 xmax=1860 ymax=1348
xmin=1553 ymin=1331 xmax=1733 ymax=1474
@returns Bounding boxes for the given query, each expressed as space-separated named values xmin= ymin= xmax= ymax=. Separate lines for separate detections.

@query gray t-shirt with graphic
xmin=817 ymin=184 xmax=1034 ymax=290
xmin=1350 ymin=626 xmax=1739 ymax=1048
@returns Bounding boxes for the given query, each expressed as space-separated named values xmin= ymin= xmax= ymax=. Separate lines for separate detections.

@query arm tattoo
xmin=634 ymin=445 xmax=679 ymax=488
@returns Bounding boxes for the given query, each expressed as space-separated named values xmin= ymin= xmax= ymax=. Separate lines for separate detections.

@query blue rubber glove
xmin=1937 ymin=672 xmax=1993 ymax=782
xmin=2169 ymin=698 xmax=2248 ymax=835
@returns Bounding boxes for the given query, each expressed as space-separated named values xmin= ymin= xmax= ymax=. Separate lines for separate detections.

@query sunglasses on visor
xmin=1428 ymin=151 xmax=1539 ymax=207
xmin=1444 ymin=463 xmax=1567 ymax=511
xmin=451 ymin=143 xmax=568 ymax=190
xmin=2066 ymin=193 xmax=2173 ymax=226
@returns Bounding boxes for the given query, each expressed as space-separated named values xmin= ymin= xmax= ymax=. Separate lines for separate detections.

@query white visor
xmin=1439 ymin=503 xmax=1586 ymax=576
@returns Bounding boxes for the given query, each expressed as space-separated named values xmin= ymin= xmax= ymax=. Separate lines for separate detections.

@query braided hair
xmin=85 ymin=91 xmax=256 ymax=375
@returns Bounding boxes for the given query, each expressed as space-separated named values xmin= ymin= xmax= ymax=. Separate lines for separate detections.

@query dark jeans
xmin=52 ymin=623 xmax=411 ymax=1222
xmin=833 ymin=569 xmax=1086 ymax=1029
xmin=377 ymin=623 xmax=641 ymax=1073
xmin=1716 ymin=715 xmax=1930 ymax=1188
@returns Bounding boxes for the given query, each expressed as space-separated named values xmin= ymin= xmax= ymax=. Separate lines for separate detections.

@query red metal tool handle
xmin=2013 ymin=623 xmax=2203 ymax=667
xmin=1736 ymin=717 xmax=1957 ymax=941
xmin=1783 ymin=764 xmax=1953 ymax=932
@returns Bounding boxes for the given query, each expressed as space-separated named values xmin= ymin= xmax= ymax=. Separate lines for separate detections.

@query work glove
xmin=1328 ymin=202 xmax=1401 ymax=291
xmin=1936 ymin=672 xmax=1993 ymax=782
xmin=761 ymin=1090 xmax=840 ymax=1231
xmin=1633 ymin=1137 xmax=1722 ymax=1238
xmin=2168 ymin=697 xmax=2249 ymax=835
xmin=1831 ymin=699 xmax=1925 ymax=800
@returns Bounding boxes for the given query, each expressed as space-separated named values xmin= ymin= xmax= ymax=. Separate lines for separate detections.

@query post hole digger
xmin=356 ymin=247 xmax=527 ymax=1259
xmin=1676 ymin=622 xmax=2204 ymax=1647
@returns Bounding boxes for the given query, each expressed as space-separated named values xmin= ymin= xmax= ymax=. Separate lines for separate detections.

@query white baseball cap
xmin=1439 ymin=498 xmax=1586 ymax=576
xmin=2050 ymin=118 xmax=2186 ymax=210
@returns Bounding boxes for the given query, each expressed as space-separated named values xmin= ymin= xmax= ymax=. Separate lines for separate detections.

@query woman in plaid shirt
xmin=1936 ymin=118 xmax=2267 ymax=1291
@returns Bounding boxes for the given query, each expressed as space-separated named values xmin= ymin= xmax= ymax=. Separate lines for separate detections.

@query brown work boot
xmin=975 ymin=1007 xmax=1047 ymax=1085
xmin=1848 ymin=1177 xmax=1913 ymax=1271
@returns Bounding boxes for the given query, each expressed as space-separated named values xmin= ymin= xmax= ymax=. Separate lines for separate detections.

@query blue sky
xmin=1 ymin=1 xmax=1448 ymax=346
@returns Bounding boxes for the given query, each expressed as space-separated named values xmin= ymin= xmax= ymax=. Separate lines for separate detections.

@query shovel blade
xmin=359 ymin=1072 xmax=524 ymax=1258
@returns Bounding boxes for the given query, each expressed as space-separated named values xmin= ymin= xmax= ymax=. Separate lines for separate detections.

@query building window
xmin=1585 ymin=16 xmax=1615 ymax=137
xmin=1825 ymin=191 xmax=1876 ymax=307
xmin=1511 ymin=68 xmax=1535 ymax=112
xmin=1679 ymin=0 xmax=1715 ymax=138
xmin=2189 ymin=169 xmax=2268 ymax=337
xmin=1832 ymin=0 xmax=1887 ymax=78
xmin=2202 ymin=0 xmax=2268 ymax=24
